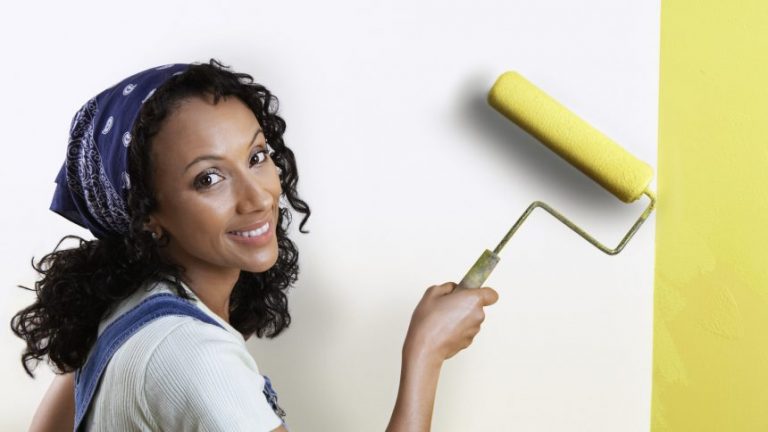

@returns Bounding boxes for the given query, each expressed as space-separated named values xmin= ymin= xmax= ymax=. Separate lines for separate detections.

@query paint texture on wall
xmin=653 ymin=0 xmax=768 ymax=430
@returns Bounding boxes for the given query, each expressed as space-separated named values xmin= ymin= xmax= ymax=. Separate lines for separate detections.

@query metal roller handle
xmin=456 ymin=249 xmax=500 ymax=290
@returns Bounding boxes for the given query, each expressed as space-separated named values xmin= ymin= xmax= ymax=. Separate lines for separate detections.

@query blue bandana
xmin=50 ymin=63 xmax=190 ymax=239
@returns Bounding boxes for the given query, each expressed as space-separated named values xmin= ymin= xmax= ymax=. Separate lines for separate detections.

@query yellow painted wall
xmin=653 ymin=0 xmax=768 ymax=430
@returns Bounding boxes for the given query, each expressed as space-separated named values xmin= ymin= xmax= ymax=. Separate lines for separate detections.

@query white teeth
xmin=230 ymin=222 xmax=269 ymax=237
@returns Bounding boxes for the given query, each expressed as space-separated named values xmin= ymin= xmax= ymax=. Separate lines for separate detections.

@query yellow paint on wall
xmin=653 ymin=0 xmax=768 ymax=430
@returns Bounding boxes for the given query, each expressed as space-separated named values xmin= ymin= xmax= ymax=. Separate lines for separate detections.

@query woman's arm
xmin=28 ymin=283 xmax=497 ymax=432
xmin=386 ymin=346 xmax=443 ymax=431
xmin=28 ymin=372 xmax=75 ymax=432
xmin=386 ymin=283 xmax=499 ymax=432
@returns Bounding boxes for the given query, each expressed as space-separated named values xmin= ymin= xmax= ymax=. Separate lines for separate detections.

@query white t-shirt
xmin=83 ymin=276 xmax=284 ymax=431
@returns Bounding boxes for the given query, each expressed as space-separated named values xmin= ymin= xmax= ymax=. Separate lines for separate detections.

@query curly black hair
xmin=10 ymin=59 xmax=310 ymax=378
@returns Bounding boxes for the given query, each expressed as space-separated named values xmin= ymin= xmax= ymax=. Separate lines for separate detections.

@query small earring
xmin=151 ymin=231 xmax=161 ymax=240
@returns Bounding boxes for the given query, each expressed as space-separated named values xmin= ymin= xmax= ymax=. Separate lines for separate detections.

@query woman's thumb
xmin=479 ymin=287 xmax=499 ymax=306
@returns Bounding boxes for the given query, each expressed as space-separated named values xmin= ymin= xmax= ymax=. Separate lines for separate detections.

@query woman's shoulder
xmin=96 ymin=276 xmax=181 ymax=336
xmin=138 ymin=316 xmax=280 ymax=431
xmin=93 ymin=275 xmax=244 ymax=377
xmin=91 ymin=285 xmax=275 ymax=431
xmin=98 ymin=274 xmax=244 ymax=338
xmin=100 ymin=275 xmax=254 ymax=372
xmin=109 ymin=312 xmax=251 ymax=381
xmin=101 ymin=279 xmax=261 ymax=397
xmin=144 ymin=316 xmax=259 ymax=374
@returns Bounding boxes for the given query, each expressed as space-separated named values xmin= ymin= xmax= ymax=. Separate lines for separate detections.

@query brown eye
xmin=250 ymin=150 xmax=269 ymax=166
xmin=194 ymin=171 xmax=224 ymax=189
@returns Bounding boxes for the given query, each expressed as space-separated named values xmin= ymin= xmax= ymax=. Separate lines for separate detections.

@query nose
xmin=235 ymin=175 xmax=274 ymax=215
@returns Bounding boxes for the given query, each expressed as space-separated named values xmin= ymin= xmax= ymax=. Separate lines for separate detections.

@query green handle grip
xmin=458 ymin=249 xmax=500 ymax=289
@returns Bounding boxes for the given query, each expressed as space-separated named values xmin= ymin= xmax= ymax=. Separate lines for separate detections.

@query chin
xmin=242 ymin=249 xmax=279 ymax=273
xmin=244 ymin=261 xmax=278 ymax=274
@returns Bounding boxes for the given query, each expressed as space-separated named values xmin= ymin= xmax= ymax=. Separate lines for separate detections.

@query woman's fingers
xmin=404 ymin=282 xmax=500 ymax=363
xmin=478 ymin=287 xmax=499 ymax=306
xmin=425 ymin=282 xmax=457 ymax=298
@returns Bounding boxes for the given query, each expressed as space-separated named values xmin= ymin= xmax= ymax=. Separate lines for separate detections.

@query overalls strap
xmin=73 ymin=293 xmax=225 ymax=431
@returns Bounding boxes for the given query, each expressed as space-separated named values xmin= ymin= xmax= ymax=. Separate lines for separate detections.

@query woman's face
xmin=147 ymin=94 xmax=282 ymax=275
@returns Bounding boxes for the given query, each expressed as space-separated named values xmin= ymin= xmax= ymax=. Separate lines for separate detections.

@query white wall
xmin=0 ymin=1 xmax=659 ymax=430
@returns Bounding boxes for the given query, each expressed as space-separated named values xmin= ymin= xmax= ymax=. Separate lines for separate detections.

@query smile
xmin=229 ymin=222 xmax=270 ymax=237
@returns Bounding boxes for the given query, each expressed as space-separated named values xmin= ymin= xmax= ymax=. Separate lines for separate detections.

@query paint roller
xmin=457 ymin=71 xmax=657 ymax=289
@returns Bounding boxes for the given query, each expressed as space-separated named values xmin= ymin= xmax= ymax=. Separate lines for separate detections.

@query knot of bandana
xmin=50 ymin=63 xmax=190 ymax=239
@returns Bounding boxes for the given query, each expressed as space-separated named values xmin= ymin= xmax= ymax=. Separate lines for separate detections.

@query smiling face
xmin=147 ymin=94 xmax=282 ymax=276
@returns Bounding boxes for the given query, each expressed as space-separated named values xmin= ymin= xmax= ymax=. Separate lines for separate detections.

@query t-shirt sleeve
xmin=143 ymin=319 xmax=284 ymax=432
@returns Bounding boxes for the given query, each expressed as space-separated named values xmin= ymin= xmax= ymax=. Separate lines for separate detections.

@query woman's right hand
xmin=403 ymin=282 xmax=499 ymax=365
xmin=386 ymin=283 xmax=499 ymax=431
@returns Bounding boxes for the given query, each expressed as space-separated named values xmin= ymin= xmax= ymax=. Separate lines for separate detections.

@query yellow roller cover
xmin=488 ymin=71 xmax=653 ymax=203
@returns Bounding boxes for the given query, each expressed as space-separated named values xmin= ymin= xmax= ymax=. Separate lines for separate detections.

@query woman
xmin=12 ymin=59 xmax=498 ymax=431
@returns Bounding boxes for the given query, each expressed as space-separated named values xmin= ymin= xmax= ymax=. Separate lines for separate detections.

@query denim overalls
xmin=73 ymin=293 xmax=286 ymax=431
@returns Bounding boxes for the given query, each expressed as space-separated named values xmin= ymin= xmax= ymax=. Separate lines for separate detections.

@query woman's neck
xmin=178 ymin=266 xmax=241 ymax=323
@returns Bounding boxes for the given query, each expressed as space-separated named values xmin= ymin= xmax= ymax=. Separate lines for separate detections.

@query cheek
xmin=163 ymin=192 xmax=233 ymax=236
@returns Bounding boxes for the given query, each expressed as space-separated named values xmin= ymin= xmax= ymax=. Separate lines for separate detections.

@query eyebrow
xmin=183 ymin=128 xmax=264 ymax=173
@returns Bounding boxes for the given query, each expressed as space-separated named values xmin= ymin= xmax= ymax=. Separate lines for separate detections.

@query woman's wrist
xmin=385 ymin=342 xmax=444 ymax=432
xmin=402 ymin=339 xmax=443 ymax=371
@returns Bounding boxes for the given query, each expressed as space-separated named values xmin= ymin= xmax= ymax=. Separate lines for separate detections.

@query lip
xmin=228 ymin=219 xmax=270 ymax=233
xmin=226 ymin=219 xmax=273 ymax=246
